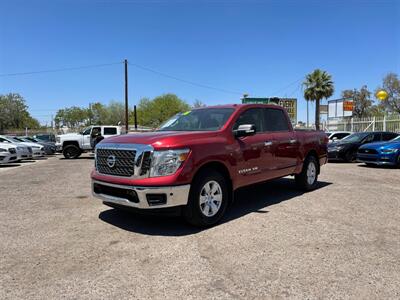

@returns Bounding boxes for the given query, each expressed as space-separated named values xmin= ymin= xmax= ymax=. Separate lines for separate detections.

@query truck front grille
xmin=96 ymin=149 xmax=136 ymax=177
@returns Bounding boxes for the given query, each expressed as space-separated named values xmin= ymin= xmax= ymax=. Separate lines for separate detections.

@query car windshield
xmin=340 ymin=132 xmax=370 ymax=143
xmin=8 ymin=137 xmax=24 ymax=143
xmin=390 ymin=135 xmax=400 ymax=142
xmin=157 ymin=108 xmax=234 ymax=131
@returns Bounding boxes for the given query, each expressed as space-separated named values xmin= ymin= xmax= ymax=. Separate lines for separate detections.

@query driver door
xmin=233 ymin=108 xmax=279 ymax=187
xmin=82 ymin=127 xmax=95 ymax=150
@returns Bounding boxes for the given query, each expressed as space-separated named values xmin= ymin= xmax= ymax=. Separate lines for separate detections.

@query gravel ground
xmin=0 ymin=154 xmax=399 ymax=299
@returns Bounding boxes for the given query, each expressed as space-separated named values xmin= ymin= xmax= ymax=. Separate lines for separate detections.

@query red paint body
xmin=91 ymin=104 xmax=328 ymax=190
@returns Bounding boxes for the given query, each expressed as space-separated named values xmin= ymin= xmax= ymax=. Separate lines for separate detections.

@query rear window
xmin=103 ymin=127 xmax=117 ymax=135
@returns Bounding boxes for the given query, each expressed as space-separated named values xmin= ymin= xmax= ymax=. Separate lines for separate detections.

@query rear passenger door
xmin=264 ymin=108 xmax=298 ymax=173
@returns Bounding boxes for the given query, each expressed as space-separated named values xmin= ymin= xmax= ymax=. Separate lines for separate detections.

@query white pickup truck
xmin=56 ymin=125 xmax=121 ymax=159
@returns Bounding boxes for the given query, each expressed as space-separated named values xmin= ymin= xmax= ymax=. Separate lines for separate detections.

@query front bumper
xmin=0 ymin=154 xmax=18 ymax=164
xmin=327 ymin=149 xmax=344 ymax=160
xmin=92 ymin=180 xmax=190 ymax=209
xmin=357 ymin=153 xmax=398 ymax=166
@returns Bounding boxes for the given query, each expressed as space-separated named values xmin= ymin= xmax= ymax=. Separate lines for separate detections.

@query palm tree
xmin=303 ymin=69 xmax=334 ymax=130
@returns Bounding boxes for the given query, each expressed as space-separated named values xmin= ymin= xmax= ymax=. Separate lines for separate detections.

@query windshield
xmin=157 ymin=108 xmax=234 ymax=131
xmin=390 ymin=135 xmax=400 ymax=142
xmin=340 ymin=132 xmax=370 ymax=143
xmin=9 ymin=137 xmax=24 ymax=143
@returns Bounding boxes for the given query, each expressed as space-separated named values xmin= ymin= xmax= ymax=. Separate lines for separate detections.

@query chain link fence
xmin=325 ymin=115 xmax=400 ymax=133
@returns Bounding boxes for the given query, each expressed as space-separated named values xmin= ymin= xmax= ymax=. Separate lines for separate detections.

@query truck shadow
xmin=98 ymin=178 xmax=332 ymax=236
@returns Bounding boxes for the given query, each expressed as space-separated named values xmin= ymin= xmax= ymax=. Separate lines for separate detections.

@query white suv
xmin=0 ymin=143 xmax=18 ymax=164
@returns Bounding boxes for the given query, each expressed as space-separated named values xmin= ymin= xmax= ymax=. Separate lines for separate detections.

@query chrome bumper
xmin=92 ymin=180 xmax=190 ymax=209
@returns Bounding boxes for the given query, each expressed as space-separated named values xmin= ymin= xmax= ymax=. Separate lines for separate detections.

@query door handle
xmin=289 ymin=139 xmax=297 ymax=144
xmin=264 ymin=141 xmax=273 ymax=147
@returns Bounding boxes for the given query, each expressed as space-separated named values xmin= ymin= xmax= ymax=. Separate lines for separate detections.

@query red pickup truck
xmin=91 ymin=104 xmax=328 ymax=227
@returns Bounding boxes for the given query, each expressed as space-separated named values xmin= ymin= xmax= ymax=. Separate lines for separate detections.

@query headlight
xmin=380 ymin=148 xmax=398 ymax=154
xmin=0 ymin=148 xmax=7 ymax=152
xmin=149 ymin=149 xmax=190 ymax=177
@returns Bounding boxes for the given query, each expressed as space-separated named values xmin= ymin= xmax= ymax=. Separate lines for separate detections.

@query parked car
xmin=326 ymin=131 xmax=352 ymax=143
xmin=0 ymin=142 xmax=18 ymax=164
xmin=0 ymin=136 xmax=45 ymax=157
xmin=33 ymin=133 xmax=56 ymax=143
xmin=20 ymin=136 xmax=56 ymax=154
xmin=328 ymin=131 xmax=399 ymax=162
xmin=56 ymin=125 xmax=121 ymax=159
xmin=357 ymin=135 xmax=400 ymax=167
xmin=0 ymin=136 xmax=32 ymax=160
xmin=91 ymin=104 xmax=328 ymax=227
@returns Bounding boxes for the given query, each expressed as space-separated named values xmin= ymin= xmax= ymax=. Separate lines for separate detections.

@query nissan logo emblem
xmin=107 ymin=155 xmax=116 ymax=168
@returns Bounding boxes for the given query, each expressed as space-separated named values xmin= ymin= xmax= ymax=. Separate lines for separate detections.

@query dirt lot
xmin=0 ymin=155 xmax=399 ymax=299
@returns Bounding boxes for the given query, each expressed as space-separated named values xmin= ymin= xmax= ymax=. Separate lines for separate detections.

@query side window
xmin=372 ymin=133 xmax=382 ymax=142
xmin=336 ymin=133 xmax=348 ymax=139
xmin=382 ymin=133 xmax=397 ymax=141
xmin=264 ymin=109 xmax=290 ymax=132
xmin=233 ymin=108 xmax=264 ymax=133
xmin=103 ymin=127 xmax=117 ymax=135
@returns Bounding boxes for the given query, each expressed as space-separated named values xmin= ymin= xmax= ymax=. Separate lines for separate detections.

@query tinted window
xmin=335 ymin=133 xmax=350 ymax=139
xmin=382 ymin=133 xmax=397 ymax=141
xmin=264 ymin=109 xmax=289 ymax=132
xmin=233 ymin=108 xmax=264 ymax=132
xmin=372 ymin=133 xmax=382 ymax=142
xmin=103 ymin=127 xmax=117 ymax=135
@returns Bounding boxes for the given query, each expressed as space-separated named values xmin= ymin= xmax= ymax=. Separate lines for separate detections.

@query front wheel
xmin=183 ymin=170 xmax=229 ymax=227
xmin=344 ymin=150 xmax=356 ymax=162
xmin=295 ymin=156 xmax=319 ymax=191
xmin=63 ymin=145 xmax=82 ymax=159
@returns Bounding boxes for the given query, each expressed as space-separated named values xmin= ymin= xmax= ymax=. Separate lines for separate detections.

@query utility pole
xmin=306 ymin=100 xmax=309 ymax=128
xmin=134 ymin=105 xmax=138 ymax=130
xmin=88 ymin=102 xmax=92 ymax=125
xmin=124 ymin=59 xmax=129 ymax=133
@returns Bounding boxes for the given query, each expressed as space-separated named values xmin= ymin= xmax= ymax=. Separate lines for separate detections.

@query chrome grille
xmin=96 ymin=149 xmax=136 ymax=177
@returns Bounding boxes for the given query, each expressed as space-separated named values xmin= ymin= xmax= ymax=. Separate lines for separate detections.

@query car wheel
xmin=295 ymin=156 xmax=319 ymax=191
xmin=344 ymin=150 xmax=356 ymax=162
xmin=63 ymin=145 xmax=81 ymax=159
xmin=183 ymin=170 xmax=229 ymax=227
xmin=396 ymin=154 xmax=400 ymax=168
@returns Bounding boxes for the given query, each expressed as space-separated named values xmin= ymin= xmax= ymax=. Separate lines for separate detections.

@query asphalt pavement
xmin=0 ymin=154 xmax=399 ymax=299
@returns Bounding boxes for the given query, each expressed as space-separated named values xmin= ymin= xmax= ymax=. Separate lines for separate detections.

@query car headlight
xmin=380 ymin=148 xmax=398 ymax=154
xmin=0 ymin=148 xmax=7 ymax=152
xmin=149 ymin=149 xmax=190 ymax=177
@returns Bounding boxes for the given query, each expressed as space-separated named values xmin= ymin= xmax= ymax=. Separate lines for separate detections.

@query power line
xmin=270 ymin=76 xmax=304 ymax=96
xmin=128 ymin=62 xmax=244 ymax=96
xmin=0 ymin=62 xmax=123 ymax=77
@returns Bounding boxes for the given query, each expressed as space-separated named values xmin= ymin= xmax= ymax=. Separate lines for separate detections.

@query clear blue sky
xmin=0 ymin=0 xmax=399 ymax=125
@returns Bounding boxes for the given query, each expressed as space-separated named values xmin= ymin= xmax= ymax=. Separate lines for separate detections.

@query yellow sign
xmin=376 ymin=90 xmax=388 ymax=101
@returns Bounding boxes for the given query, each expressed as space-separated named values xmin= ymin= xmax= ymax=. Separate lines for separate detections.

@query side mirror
xmin=234 ymin=124 xmax=256 ymax=138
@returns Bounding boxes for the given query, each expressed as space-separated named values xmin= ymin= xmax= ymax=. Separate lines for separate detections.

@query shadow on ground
xmin=357 ymin=164 xmax=399 ymax=170
xmin=0 ymin=163 xmax=21 ymax=168
xmin=99 ymin=178 xmax=332 ymax=236
xmin=59 ymin=156 xmax=94 ymax=160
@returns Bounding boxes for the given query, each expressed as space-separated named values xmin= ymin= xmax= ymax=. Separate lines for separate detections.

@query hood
xmin=101 ymin=131 xmax=221 ymax=149
xmin=360 ymin=141 xmax=400 ymax=150
xmin=19 ymin=142 xmax=43 ymax=148
xmin=0 ymin=142 xmax=16 ymax=150
xmin=58 ymin=133 xmax=82 ymax=138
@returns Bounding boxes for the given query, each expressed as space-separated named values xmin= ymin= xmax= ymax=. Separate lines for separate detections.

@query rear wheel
xmin=183 ymin=170 xmax=229 ymax=227
xmin=63 ymin=145 xmax=81 ymax=159
xmin=295 ymin=156 xmax=319 ymax=191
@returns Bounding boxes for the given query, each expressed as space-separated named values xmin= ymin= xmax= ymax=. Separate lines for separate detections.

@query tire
xmin=344 ymin=150 xmax=356 ymax=163
xmin=63 ymin=144 xmax=82 ymax=159
xmin=295 ymin=156 xmax=319 ymax=191
xmin=183 ymin=170 xmax=229 ymax=227
xmin=396 ymin=154 xmax=400 ymax=168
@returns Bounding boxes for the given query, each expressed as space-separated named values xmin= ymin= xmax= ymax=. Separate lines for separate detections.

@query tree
xmin=0 ymin=93 xmax=41 ymax=132
xmin=136 ymin=94 xmax=190 ymax=128
xmin=341 ymin=86 xmax=372 ymax=118
xmin=89 ymin=102 xmax=108 ymax=125
xmin=376 ymin=73 xmax=400 ymax=114
xmin=193 ymin=99 xmax=205 ymax=108
xmin=303 ymin=69 xmax=334 ymax=130
xmin=54 ymin=106 xmax=89 ymax=128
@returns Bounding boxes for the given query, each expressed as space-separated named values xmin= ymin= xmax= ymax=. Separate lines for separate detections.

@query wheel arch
xmin=304 ymin=149 xmax=320 ymax=174
xmin=192 ymin=161 xmax=233 ymax=202
xmin=62 ymin=140 xmax=80 ymax=149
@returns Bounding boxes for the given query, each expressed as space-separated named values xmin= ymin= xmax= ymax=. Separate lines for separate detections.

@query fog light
xmin=146 ymin=194 xmax=167 ymax=206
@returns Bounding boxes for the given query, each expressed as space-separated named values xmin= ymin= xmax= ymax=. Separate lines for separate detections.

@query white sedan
xmin=0 ymin=142 xmax=19 ymax=164
xmin=0 ymin=136 xmax=45 ymax=157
